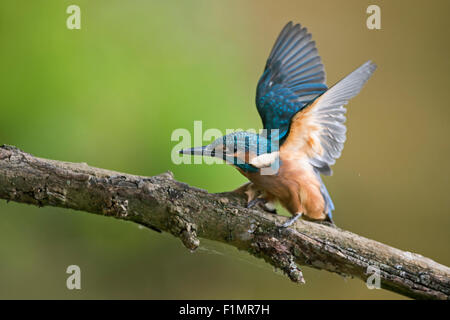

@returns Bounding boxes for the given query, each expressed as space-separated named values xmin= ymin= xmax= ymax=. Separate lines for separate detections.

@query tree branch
xmin=0 ymin=145 xmax=448 ymax=299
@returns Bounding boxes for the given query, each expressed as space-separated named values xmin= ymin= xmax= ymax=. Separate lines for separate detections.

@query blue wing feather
xmin=256 ymin=22 xmax=327 ymax=142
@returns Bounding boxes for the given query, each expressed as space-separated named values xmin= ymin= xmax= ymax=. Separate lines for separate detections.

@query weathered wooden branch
xmin=0 ymin=145 xmax=448 ymax=299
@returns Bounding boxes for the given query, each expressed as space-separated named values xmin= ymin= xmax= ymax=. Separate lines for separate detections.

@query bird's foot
xmin=233 ymin=182 xmax=277 ymax=214
xmin=247 ymin=197 xmax=262 ymax=208
xmin=281 ymin=213 xmax=302 ymax=228
xmin=247 ymin=197 xmax=277 ymax=214
xmin=232 ymin=182 xmax=262 ymax=205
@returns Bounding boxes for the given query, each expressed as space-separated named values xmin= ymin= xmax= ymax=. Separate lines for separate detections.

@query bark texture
xmin=0 ymin=145 xmax=449 ymax=299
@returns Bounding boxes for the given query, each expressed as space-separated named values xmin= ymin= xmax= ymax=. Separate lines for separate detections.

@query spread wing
xmin=256 ymin=22 xmax=328 ymax=142
xmin=281 ymin=61 xmax=377 ymax=175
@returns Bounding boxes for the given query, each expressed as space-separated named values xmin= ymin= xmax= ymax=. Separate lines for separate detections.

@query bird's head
xmin=179 ymin=131 xmax=277 ymax=172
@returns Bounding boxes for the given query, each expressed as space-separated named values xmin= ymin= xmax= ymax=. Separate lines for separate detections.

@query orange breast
xmin=237 ymin=154 xmax=325 ymax=219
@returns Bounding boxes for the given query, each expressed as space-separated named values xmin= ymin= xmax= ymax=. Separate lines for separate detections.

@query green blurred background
xmin=0 ymin=0 xmax=449 ymax=299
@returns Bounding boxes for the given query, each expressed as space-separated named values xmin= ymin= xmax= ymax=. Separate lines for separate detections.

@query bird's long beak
xmin=179 ymin=146 xmax=209 ymax=156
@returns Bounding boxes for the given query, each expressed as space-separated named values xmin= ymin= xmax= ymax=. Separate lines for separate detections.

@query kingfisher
xmin=179 ymin=22 xmax=376 ymax=227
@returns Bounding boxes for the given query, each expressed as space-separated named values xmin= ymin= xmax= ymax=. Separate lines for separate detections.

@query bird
xmin=179 ymin=21 xmax=376 ymax=227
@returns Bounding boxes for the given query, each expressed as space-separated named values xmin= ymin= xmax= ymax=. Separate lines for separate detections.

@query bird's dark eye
xmin=233 ymin=144 xmax=238 ymax=153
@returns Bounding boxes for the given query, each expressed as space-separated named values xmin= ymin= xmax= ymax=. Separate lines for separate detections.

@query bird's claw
xmin=281 ymin=214 xmax=302 ymax=228
xmin=247 ymin=197 xmax=277 ymax=214
xmin=247 ymin=197 xmax=262 ymax=209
